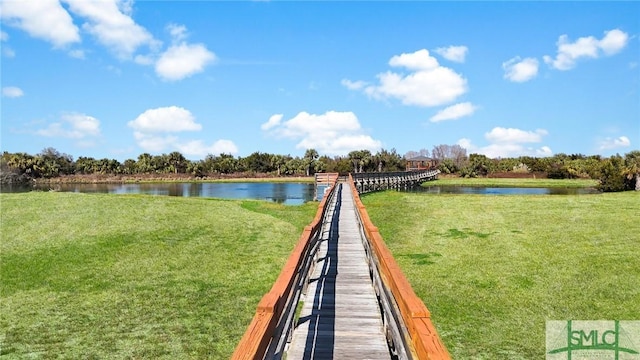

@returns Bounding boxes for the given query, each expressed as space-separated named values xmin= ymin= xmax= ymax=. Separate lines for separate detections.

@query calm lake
xmin=413 ymin=185 xmax=599 ymax=195
xmin=1 ymin=182 xmax=599 ymax=205
xmin=3 ymin=182 xmax=317 ymax=205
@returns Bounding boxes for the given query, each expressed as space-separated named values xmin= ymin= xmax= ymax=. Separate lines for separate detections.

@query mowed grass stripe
xmin=362 ymin=191 xmax=640 ymax=359
xmin=1 ymin=192 xmax=317 ymax=359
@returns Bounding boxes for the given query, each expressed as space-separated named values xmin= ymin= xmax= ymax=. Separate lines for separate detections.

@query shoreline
xmin=426 ymin=177 xmax=598 ymax=188
xmin=13 ymin=173 xmax=600 ymax=189
xmin=31 ymin=173 xmax=315 ymax=184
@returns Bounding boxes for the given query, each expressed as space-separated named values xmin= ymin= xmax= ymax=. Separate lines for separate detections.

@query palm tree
xmin=304 ymin=149 xmax=319 ymax=176
xmin=123 ymin=159 xmax=137 ymax=175
xmin=358 ymin=150 xmax=373 ymax=173
xmin=136 ymin=153 xmax=154 ymax=173
xmin=270 ymin=154 xmax=288 ymax=176
xmin=168 ymin=151 xmax=187 ymax=174
xmin=623 ymin=150 xmax=640 ymax=191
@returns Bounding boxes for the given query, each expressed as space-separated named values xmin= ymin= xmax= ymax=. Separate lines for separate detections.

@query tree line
xmin=1 ymin=146 xmax=639 ymax=192
xmin=0 ymin=148 xmax=406 ymax=181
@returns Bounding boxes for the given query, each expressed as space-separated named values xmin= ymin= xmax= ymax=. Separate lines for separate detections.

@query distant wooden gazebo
xmin=406 ymin=156 xmax=437 ymax=171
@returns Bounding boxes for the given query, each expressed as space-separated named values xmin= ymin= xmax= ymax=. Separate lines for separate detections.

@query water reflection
xmin=4 ymin=182 xmax=316 ymax=205
xmin=2 ymin=182 xmax=600 ymax=203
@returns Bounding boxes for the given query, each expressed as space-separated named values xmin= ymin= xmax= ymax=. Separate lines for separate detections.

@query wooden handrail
xmin=314 ymin=172 xmax=339 ymax=184
xmin=348 ymin=174 xmax=451 ymax=359
xmin=231 ymin=179 xmax=338 ymax=360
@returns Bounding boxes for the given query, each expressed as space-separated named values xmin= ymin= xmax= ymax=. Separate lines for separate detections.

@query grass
xmin=427 ymin=177 xmax=598 ymax=188
xmin=361 ymin=190 xmax=640 ymax=359
xmin=0 ymin=192 xmax=318 ymax=359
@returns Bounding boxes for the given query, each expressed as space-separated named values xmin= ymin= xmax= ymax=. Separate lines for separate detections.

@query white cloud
xmin=457 ymin=127 xmax=552 ymax=158
xmin=0 ymin=31 xmax=8 ymax=41
xmin=537 ymin=146 xmax=553 ymax=156
xmin=129 ymin=106 xmax=235 ymax=156
xmin=0 ymin=0 xmax=80 ymax=48
xmin=2 ymin=3 xmax=216 ymax=80
xmin=434 ymin=45 xmax=468 ymax=63
xmin=132 ymin=133 xmax=238 ymax=156
xmin=155 ymin=43 xmax=216 ymax=81
xmin=347 ymin=49 xmax=468 ymax=107
xmin=388 ymin=49 xmax=439 ymax=70
xmin=63 ymin=113 xmax=101 ymax=136
xmin=598 ymin=136 xmax=631 ymax=150
xmin=167 ymin=23 xmax=188 ymax=43
xmin=430 ymin=102 xmax=477 ymax=123
xmin=132 ymin=132 xmax=178 ymax=153
xmin=63 ymin=0 xmax=156 ymax=59
xmin=262 ymin=111 xmax=382 ymax=156
xmin=36 ymin=113 xmax=101 ymax=140
xmin=341 ymin=79 xmax=368 ymax=90
xmin=2 ymin=86 xmax=24 ymax=98
xmin=261 ymin=114 xmax=283 ymax=131
xmin=544 ymin=29 xmax=629 ymax=70
xmin=1 ymin=0 xmax=160 ymax=59
xmin=151 ymin=23 xmax=216 ymax=81
xmin=128 ymin=106 xmax=202 ymax=133
xmin=598 ymin=29 xmax=629 ymax=55
xmin=457 ymin=138 xmax=473 ymax=150
xmin=503 ymin=57 xmax=539 ymax=82
xmin=485 ymin=127 xmax=548 ymax=144
xmin=298 ymin=135 xmax=382 ymax=156
xmin=270 ymin=111 xmax=361 ymax=138
xmin=175 ymin=139 xmax=239 ymax=157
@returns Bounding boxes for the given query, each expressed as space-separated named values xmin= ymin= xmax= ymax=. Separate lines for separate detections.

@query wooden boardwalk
xmin=286 ymin=184 xmax=391 ymax=359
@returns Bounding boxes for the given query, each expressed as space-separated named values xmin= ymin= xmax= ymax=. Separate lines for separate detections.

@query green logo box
xmin=547 ymin=320 xmax=640 ymax=360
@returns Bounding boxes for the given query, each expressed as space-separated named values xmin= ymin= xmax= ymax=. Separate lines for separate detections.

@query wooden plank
xmin=286 ymin=185 xmax=390 ymax=360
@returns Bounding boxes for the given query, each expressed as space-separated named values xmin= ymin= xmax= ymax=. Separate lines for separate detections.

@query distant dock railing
xmin=353 ymin=169 xmax=440 ymax=194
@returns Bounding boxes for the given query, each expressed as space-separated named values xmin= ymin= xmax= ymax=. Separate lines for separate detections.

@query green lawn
xmin=362 ymin=190 xmax=639 ymax=359
xmin=0 ymin=192 xmax=317 ymax=359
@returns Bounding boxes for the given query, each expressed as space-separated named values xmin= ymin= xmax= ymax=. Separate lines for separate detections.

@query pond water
xmin=2 ymin=182 xmax=316 ymax=206
xmin=408 ymin=185 xmax=599 ymax=195
xmin=1 ymin=182 xmax=600 ymax=204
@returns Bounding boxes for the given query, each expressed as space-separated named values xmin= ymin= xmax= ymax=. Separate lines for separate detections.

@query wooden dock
xmin=285 ymin=184 xmax=391 ymax=359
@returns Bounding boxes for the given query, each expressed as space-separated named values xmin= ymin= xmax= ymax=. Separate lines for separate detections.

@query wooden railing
xmin=353 ymin=170 xmax=440 ymax=194
xmin=231 ymin=178 xmax=339 ymax=360
xmin=348 ymin=174 xmax=450 ymax=359
xmin=314 ymin=172 xmax=339 ymax=184
xmin=314 ymin=172 xmax=339 ymax=201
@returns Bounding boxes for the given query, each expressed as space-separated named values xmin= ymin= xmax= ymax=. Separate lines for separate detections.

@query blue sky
xmin=1 ymin=1 xmax=638 ymax=161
